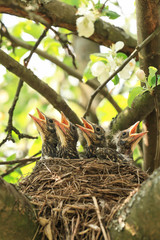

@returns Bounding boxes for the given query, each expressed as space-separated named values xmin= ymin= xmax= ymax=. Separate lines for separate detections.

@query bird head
xmin=113 ymin=121 xmax=148 ymax=155
xmin=53 ymin=112 xmax=78 ymax=146
xmin=36 ymin=108 xmax=56 ymax=135
xmin=76 ymin=118 xmax=106 ymax=147
xmin=29 ymin=108 xmax=56 ymax=143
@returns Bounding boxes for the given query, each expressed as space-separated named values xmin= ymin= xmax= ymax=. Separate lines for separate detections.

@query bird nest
xmin=19 ymin=158 xmax=148 ymax=240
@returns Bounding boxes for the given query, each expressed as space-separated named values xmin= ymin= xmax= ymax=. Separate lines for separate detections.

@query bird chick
xmin=29 ymin=108 xmax=58 ymax=159
xmin=76 ymin=118 xmax=106 ymax=158
xmin=113 ymin=121 xmax=148 ymax=159
xmin=53 ymin=112 xmax=79 ymax=159
xmin=77 ymin=119 xmax=147 ymax=163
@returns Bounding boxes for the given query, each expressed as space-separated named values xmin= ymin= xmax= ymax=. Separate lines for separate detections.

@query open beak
xmin=36 ymin=108 xmax=46 ymax=121
xmin=76 ymin=118 xmax=94 ymax=135
xmin=128 ymin=121 xmax=148 ymax=151
xmin=29 ymin=113 xmax=47 ymax=141
xmin=53 ymin=112 xmax=70 ymax=134
xmin=29 ymin=113 xmax=45 ymax=128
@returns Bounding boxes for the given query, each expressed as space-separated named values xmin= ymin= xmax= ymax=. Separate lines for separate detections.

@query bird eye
xmin=122 ymin=132 xmax=127 ymax=136
xmin=72 ymin=125 xmax=76 ymax=131
xmin=96 ymin=127 xmax=101 ymax=132
xmin=49 ymin=119 xmax=53 ymax=123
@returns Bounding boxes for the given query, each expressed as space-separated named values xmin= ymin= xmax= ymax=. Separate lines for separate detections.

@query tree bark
xmin=136 ymin=0 xmax=160 ymax=173
xmin=109 ymin=86 xmax=159 ymax=133
xmin=109 ymin=167 xmax=160 ymax=240
xmin=0 ymin=0 xmax=136 ymax=55
xmin=0 ymin=177 xmax=39 ymax=240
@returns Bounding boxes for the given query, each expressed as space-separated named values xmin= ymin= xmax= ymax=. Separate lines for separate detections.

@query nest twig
xmin=18 ymin=158 xmax=148 ymax=240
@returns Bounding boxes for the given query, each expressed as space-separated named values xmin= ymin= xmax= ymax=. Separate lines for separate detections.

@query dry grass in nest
xmin=19 ymin=158 xmax=148 ymax=240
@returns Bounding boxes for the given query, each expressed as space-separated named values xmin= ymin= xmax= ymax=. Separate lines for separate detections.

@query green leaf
xmin=7 ymin=153 xmax=16 ymax=161
xmin=61 ymin=0 xmax=80 ymax=7
xmin=128 ymin=86 xmax=144 ymax=108
xmin=43 ymin=38 xmax=61 ymax=56
xmin=12 ymin=22 xmax=25 ymax=37
xmin=102 ymin=9 xmax=120 ymax=19
xmin=4 ymin=170 xmax=22 ymax=184
xmin=24 ymin=22 xmax=44 ymax=39
xmin=112 ymin=75 xmax=119 ymax=85
xmin=116 ymin=52 xmax=127 ymax=60
xmin=90 ymin=53 xmax=108 ymax=63
xmin=148 ymin=66 xmax=158 ymax=87
xmin=95 ymin=1 xmax=105 ymax=10
xmin=10 ymin=48 xmax=28 ymax=61
xmin=96 ymin=95 xmax=128 ymax=122
xmin=83 ymin=62 xmax=94 ymax=82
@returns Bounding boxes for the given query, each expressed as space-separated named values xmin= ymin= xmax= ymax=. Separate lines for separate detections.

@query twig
xmin=0 ymin=157 xmax=40 ymax=165
xmin=0 ymin=136 xmax=8 ymax=147
xmin=83 ymin=26 xmax=160 ymax=118
xmin=50 ymin=27 xmax=77 ymax=69
xmin=92 ymin=196 xmax=108 ymax=240
xmin=71 ymin=213 xmax=80 ymax=240
xmin=0 ymin=152 xmax=41 ymax=177
xmin=99 ymin=0 xmax=109 ymax=13
xmin=24 ymin=26 xmax=50 ymax=66
xmin=0 ymin=23 xmax=49 ymax=147
xmin=32 ymin=225 xmax=41 ymax=240
xmin=1 ymin=162 xmax=24 ymax=177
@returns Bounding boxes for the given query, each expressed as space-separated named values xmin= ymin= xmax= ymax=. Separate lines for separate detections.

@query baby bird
xmin=77 ymin=118 xmax=107 ymax=158
xmin=77 ymin=119 xmax=147 ymax=162
xmin=53 ymin=112 xmax=79 ymax=159
xmin=113 ymin=121 xmax=148 ymax=160
xmin=29 ymin=108 xmax=58 ymax=159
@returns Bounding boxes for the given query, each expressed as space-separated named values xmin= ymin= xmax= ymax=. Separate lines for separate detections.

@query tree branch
xmin=109 ymin=167 xmax=160 ymax=239
xmin=109 ymin=85 xmax=160 ymax=135
xmin=0 ymin=177 xmax=39 ymax=240
xmin=83 ymin=26 xmax=160 ymax=118
xmin=0 ymin=157 xmax=40 ymax=165
xmin=0 ymin=0 xmax=136 ymax=55
xmin=0 ymin=48 xmax=82 ymax=125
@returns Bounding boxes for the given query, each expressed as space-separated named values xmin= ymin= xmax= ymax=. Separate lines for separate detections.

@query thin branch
xmin=92 ymin=196 xmax=109 ymax=240
xmin=0 ymin=136 xmax=9 ymax=148
xmin=24 ymin=26 xmax=50 ymax=66
xmin=51 ymin=27 xmax=77 ymax=69
xmin=83 ymin=26 xmax=160 ymax=118
xmin=0 ymin=152 xmax=41 ymax=177
xmin=0 ymin=26 xmax=122 ymax=113
xmin=0 ymin=22 xmax=49 ymax=147
xmin=1 ymin=162 xmax=24 ymax=177
xmin=0 ymin=157 xmax=40 ymax=165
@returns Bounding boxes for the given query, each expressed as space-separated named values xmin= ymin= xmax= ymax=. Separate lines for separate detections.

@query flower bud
xmin=136 ymin=69 xmax=145 ymax=80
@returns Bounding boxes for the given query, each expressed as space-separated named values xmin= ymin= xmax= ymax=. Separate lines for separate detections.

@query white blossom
xmin=111 ymin=41 xmax=124 ymax=53
xmin=76 ymin=4 xmax=97 ymax=38
xmin=118 ymin=59 xmax=136 ymax=80
xmin=91 ymin=61 xmax=109 ymax=83
xmin=76 ymin=16 xmax=95 ymax=38
xmin=115 ymin=41 xmax=124 ymax=52
xmin=136 ymin=69 xmax=145 ymax=81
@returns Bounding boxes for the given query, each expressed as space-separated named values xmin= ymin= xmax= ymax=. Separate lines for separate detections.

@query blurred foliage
xmin=0 ymin=0 xmax=143 ymax=184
